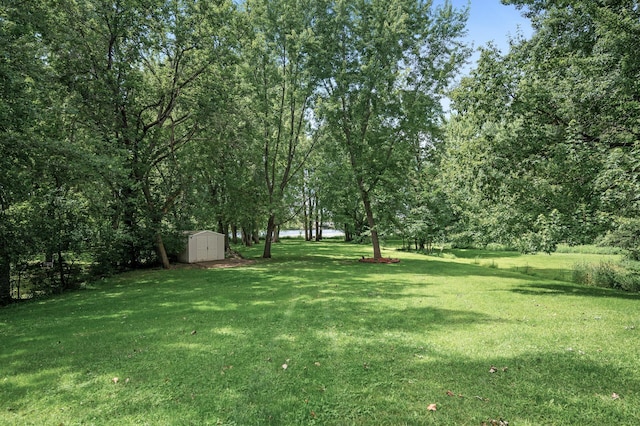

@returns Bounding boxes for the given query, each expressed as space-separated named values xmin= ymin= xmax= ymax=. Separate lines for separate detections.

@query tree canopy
xmin=1 ymin=0 xmax=638 ymax=303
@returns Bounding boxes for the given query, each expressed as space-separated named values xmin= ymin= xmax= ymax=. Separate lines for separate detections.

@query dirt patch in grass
xmin=174 ymin=249 xmax=256 ymax=269
xmin=193 ymin=258 xmax=256 ymax=269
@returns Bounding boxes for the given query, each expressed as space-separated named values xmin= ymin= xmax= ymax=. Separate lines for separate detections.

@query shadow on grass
xmin=512 ymin=282 xmax=640 ymax=300
xmin=247 ymin=254 xmax=526 ymax=283
xmin=2 ymin=241 xmax=639 ymax=424
xmin=445 ymin=249 xmax=522 ymax=260
xmin=0 ymin=266 xmax=497 ymax=423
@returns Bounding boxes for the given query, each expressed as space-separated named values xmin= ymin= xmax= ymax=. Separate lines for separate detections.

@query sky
xmin=436 ymin=0 xmax=535 ymax=110
xmin=452 ymin=0 xmax=533 ymax=55
xmin=435 ymin=0 xmax=534 ymax=75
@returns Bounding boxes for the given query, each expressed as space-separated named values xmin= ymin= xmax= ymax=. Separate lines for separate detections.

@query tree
xmin=184 ymin=60 xmax=265 ymax=251
xmin=443 ymin=0 xmax=640 ymax=251
xmin=315 ymin=0 xmax=469 ymax=259
xmin=47 ymin=0 xmax=237 ymax=268
xmin=0 ymin=1 xmax=53 ymax=303
xmin=523 ymin=1 xmax=640 ymax=252
xmin=240 ymin=0 xmax=320 ymax=258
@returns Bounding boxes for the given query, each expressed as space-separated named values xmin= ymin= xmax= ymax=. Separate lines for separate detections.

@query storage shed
xmin=178 ymin=231 xmax=225 ymax=263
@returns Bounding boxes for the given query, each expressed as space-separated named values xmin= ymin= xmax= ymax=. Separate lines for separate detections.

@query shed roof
xmin=183 ymin=230 xmax=224 ymax=237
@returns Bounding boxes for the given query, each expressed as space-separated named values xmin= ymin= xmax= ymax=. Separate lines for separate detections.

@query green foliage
xmin=3 ymin=0 xmax=640 ymax=303
xmin=555 ymin=244 xmax=627 ymax=256
xmin=601 ymin=218 xmax=640 ymax=261
xmin=239 ymin=0 xmax=323 ymax=257
xmin=444 ymin=1 xmax=640 ymax=251
xmin=314 ymin=0 xmax=470 ymax=258
xmin=515 ymin=209 xmax=565 ymax=254
xmin=397 ymin=165 xmax=457 ymax=252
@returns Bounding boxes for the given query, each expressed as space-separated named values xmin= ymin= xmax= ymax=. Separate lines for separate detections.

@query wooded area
xmin=1 ymin=0 xmax=639 ymax=304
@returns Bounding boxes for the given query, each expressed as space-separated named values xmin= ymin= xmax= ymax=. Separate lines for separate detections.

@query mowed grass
xmin=1 ymin=240 xmax=639 ymax=425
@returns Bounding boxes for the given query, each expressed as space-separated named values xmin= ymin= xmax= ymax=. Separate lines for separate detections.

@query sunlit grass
xmin=1 ymin=239 xmax=639 ymax=425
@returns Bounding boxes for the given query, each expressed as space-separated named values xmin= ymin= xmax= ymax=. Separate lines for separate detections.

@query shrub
xmin=572 ymin=260 xmax=640 ymax=292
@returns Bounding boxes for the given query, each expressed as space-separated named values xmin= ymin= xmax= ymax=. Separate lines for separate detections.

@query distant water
xmin=279 ymin=229 xmax=345 ymax=238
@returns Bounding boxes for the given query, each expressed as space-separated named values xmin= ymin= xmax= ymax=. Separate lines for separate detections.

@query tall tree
xmin=508 ymin=0 xmax=640 ymax=247
xmin=444 ymin=1 xmax=640 ymax=251
xmin=47 ymin=0 xmax=236 ymax=268
xmin=0 ymin=1 xmax=53 ymax=303
xmin=184 ymin=59 xmax=265 ymax=250
xmin=241 ymin=0 xmax=320 ymax=258
xmin=315 ymin=0 xmax=468 ymax=259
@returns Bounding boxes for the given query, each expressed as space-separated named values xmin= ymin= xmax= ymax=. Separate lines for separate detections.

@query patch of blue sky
xmin=434 ymin=0 xmax=534 ymax=112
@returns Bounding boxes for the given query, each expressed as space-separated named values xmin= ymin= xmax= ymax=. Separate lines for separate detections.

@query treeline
xmin=1 ymin=0 xmax=638 ymax=303
xmin=442 ymin=1 xmax=640 ymax=258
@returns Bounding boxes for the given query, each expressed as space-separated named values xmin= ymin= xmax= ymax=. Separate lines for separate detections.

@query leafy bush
xmin=515 ymin=210 xmax=564 ymax=254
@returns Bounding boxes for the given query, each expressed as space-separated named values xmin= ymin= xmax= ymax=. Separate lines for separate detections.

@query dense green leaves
xmin=315 ymin=0 xmax=469 ymax=258
xmin=240 ymin=0 xmax=321 ymax=258
xmin=444 ymin=1 xmax=639 ymax=254
xmin=2 ymin=0 xmax=639 ymax=303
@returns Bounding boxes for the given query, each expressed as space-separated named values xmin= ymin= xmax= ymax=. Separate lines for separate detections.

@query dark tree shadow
xmin=512 ymin=282 xmax=640 ymax=300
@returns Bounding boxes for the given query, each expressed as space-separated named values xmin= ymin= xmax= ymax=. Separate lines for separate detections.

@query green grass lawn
xmin=1 ymin=239 xmax=639 ymax=425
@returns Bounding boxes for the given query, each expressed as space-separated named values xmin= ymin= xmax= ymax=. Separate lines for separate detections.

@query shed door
xmin=207 ymin=234 xmax=218 ymax=260
xmin=196 ymin=235 xmax=209 ymax=262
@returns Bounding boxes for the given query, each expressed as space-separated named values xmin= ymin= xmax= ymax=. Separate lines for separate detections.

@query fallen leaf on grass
xmin=314 ymin=362 xmax=321 ymax=367
xmin=112 ymin=377 xmax=119 ymax=384
xmin=282 ymin=363 xmax=288 ymax=370
xmin=446 ymin=390 xmax=455 ymax=397
xmin=489 ymin=366 xmax=498 ymax=373
xmin=612 ymin=393 xmax=620 ymax=400
xmin=427 ymin=403 xmax=437 ymax=411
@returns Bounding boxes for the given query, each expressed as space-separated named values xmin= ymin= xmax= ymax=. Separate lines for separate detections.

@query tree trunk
xmin=0 ymin=253 xmax=11 ymax=306
xmin=224 ymin=223 xmax=230 ymax=251
xmin=122 ymin=185 xmax=139 ymax=268
xmin=303 ymin=186 xmax=310 ymax=241
xmin=361 ymin=190 xmax=382 ymax=259
xmin=57 ymin=251 xmax=66 ymax=293
xmin=314 ymin=195 xmax=321 ymax=242
xmin=155 ymin=233 xmax=171 ymax=269
xmin=242 ymin=228 xmax=252 ymax=246
xmin=217 ymin=220 xmax=230 ymax=251
xmin=262 ymin=214 xmax=277 ymax=258
xmin=232 ymin=224 xmax=238 ymax=244
xmin=344 ymin=223 xmax=353 ymax=242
